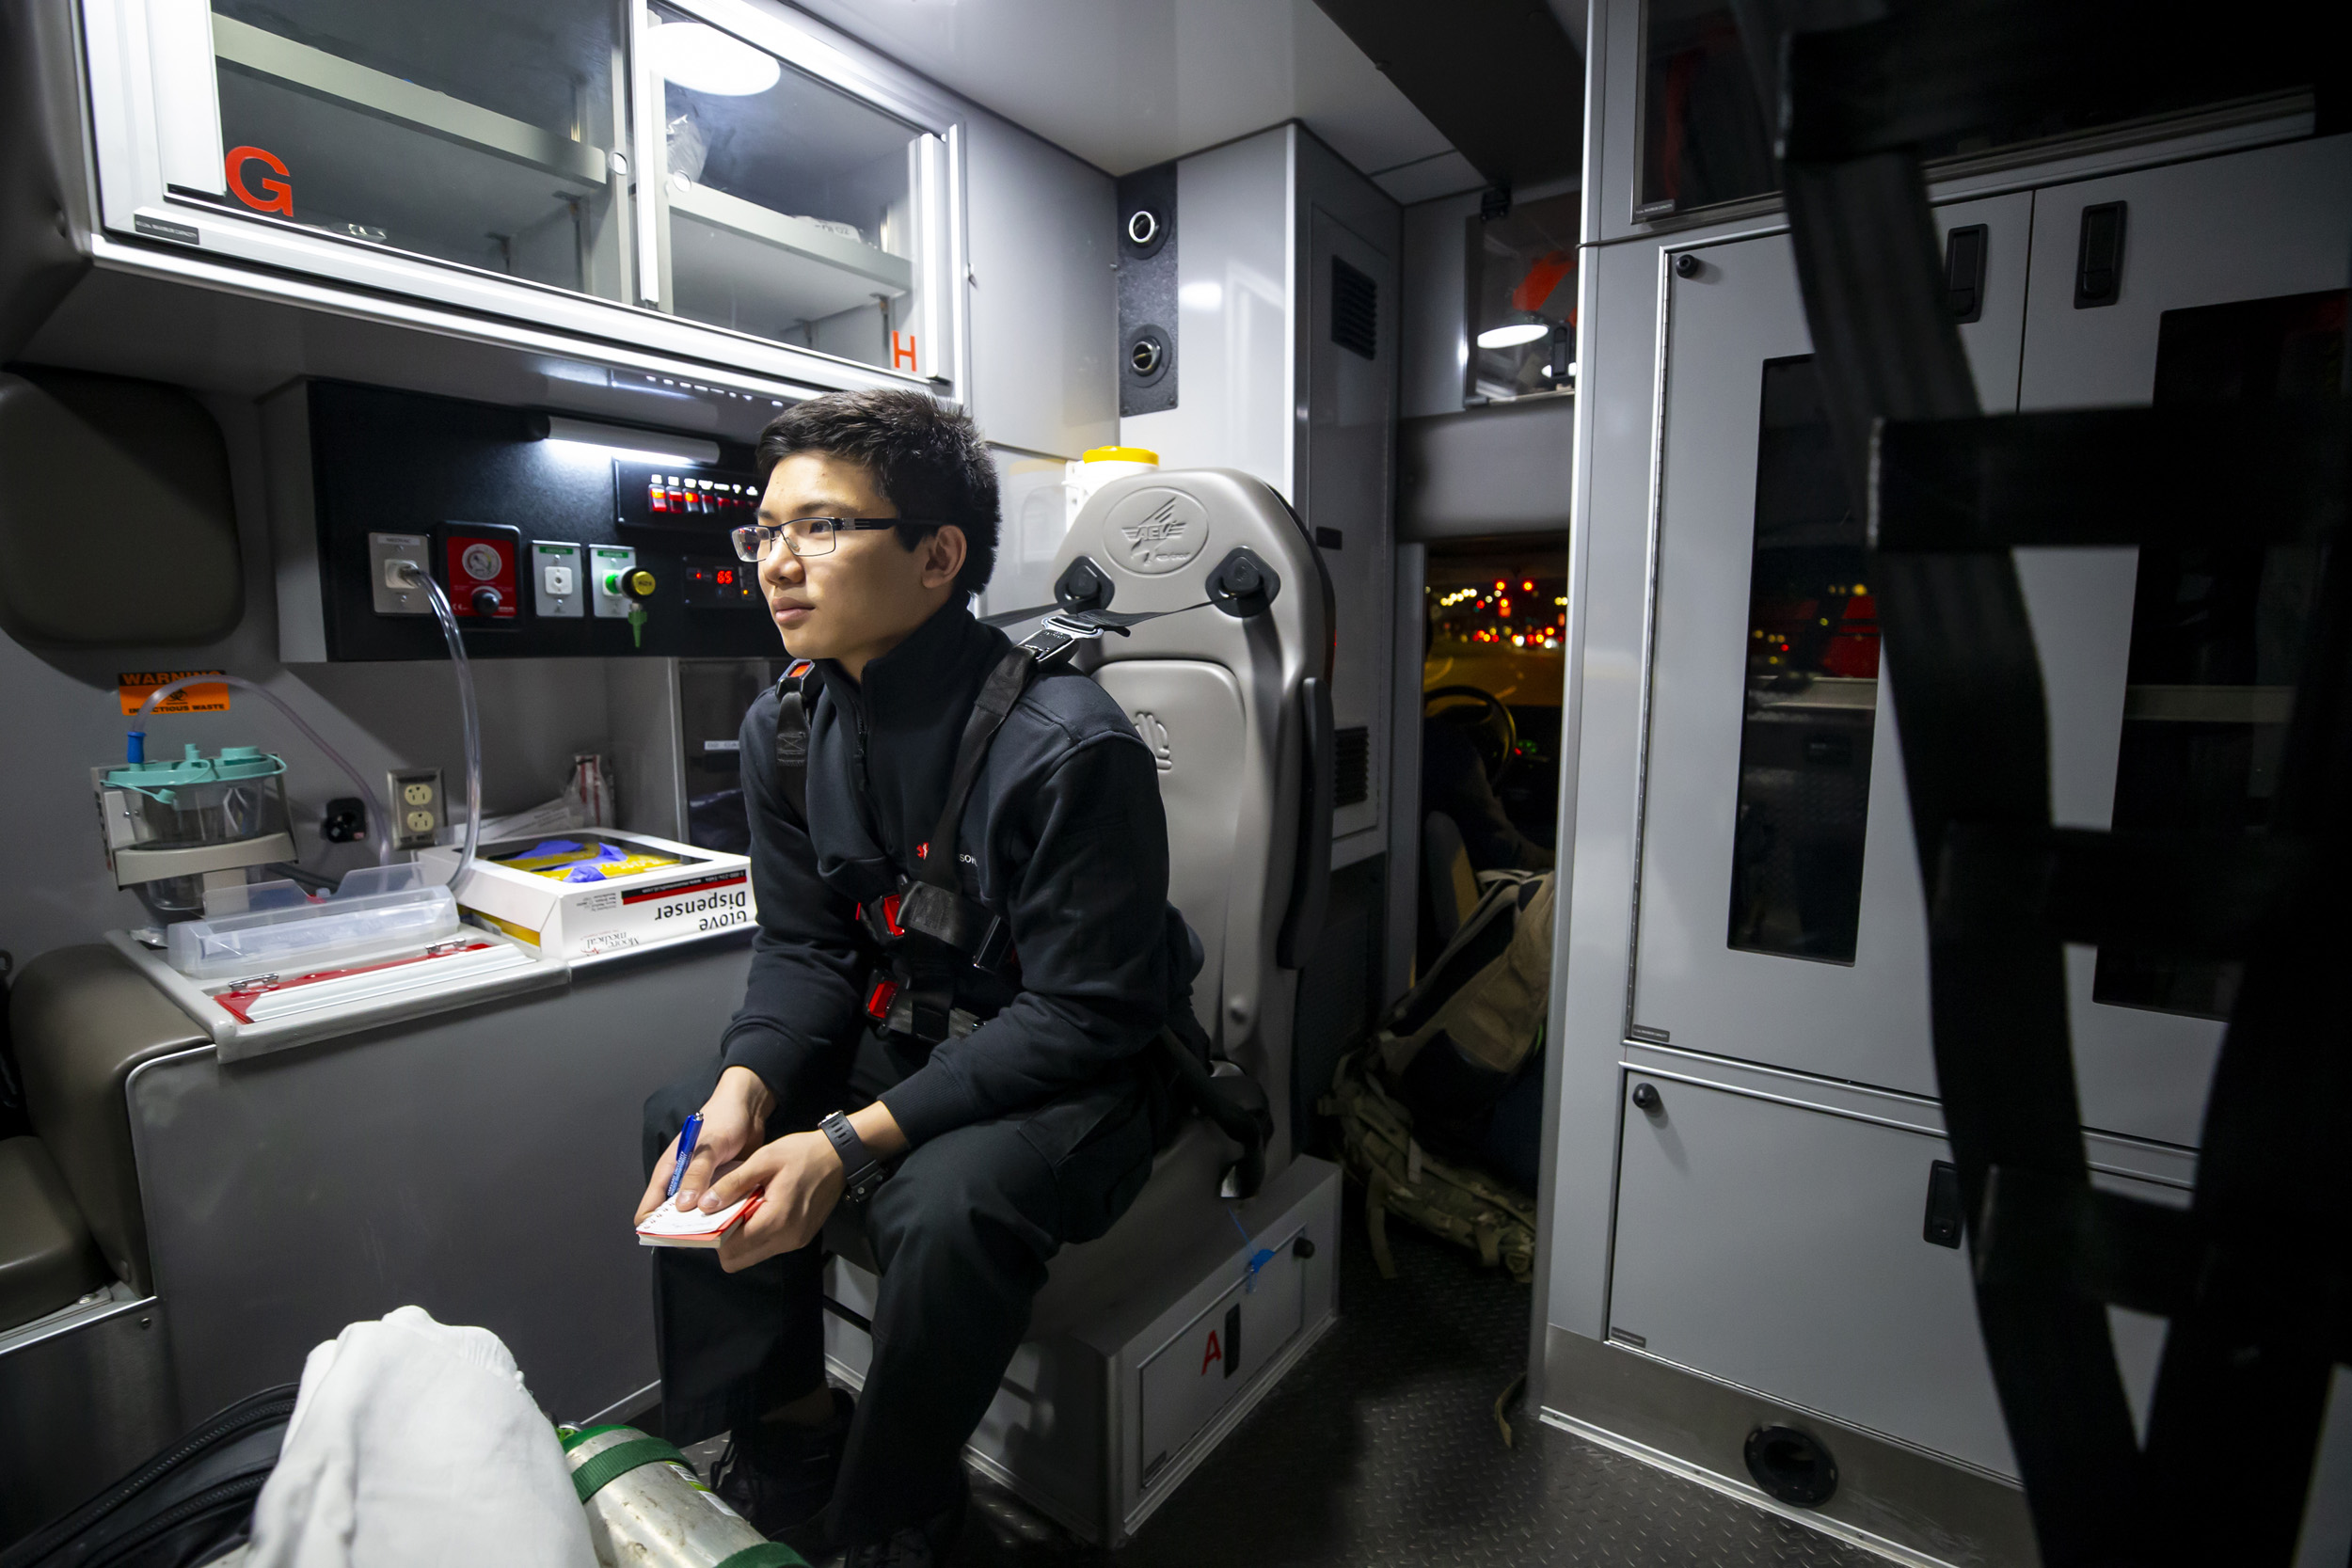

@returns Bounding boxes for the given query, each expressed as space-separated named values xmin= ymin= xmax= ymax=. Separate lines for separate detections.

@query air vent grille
xmin=1334 ymin=725 xmax=1372 ymax=807
xmin=1331 ymin=258 xmax=1377 ymax=360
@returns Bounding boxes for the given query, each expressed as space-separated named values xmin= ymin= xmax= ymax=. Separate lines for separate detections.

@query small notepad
xmin=636 ymin=1193 xmax=763 ymax=1248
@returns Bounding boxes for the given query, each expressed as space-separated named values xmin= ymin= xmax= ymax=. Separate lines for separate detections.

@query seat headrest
xmin=1052 ymin=468 xmax=1329 ymax=677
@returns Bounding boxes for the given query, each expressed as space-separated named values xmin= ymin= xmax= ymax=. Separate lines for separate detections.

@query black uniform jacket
xmin=718 ymin=600 xmax=1196 ymax=1152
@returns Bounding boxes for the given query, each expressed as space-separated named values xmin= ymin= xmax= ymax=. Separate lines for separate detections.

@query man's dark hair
xmin=755 ymin=389 xmax=999 ymax=598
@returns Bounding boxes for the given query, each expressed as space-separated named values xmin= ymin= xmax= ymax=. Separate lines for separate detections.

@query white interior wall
xmin=1120 ymin=125 xmax=1296 ymax=496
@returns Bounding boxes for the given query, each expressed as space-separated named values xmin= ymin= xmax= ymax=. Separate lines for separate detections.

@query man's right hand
xmin=637 ymin=1066 xmax=776 ymax=1223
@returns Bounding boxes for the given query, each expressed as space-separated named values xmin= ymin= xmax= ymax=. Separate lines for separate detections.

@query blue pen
xmin=668 ymin=1113 xmax=704 ymax=1201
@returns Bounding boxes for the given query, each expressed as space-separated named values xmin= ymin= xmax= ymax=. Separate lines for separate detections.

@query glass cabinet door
xmin=1627 ymin=193 xmax=2030 ymax=1099
xmin=2011 ymin=135 xmax=2351 ymax=1148
xmin=86 ymin=0 xmax=956 ymax=384
xmin=207 ymin=0 xmax=632 ymax=299
xmin=643 ymin=3 xmax=935 ymax=375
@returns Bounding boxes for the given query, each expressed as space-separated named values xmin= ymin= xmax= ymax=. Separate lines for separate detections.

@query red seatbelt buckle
xmin=786 ymin=658 xmax=814 ymax=681
xmin=880 ymin=893 xmax=904 ymax=936
xmin=866 ymin=978 xmax=898 ymax=1020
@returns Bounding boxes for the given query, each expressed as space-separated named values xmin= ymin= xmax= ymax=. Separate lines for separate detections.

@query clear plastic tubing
xmin=129 ymin=674 xmax=393 ymax=865
xmin=409 ymin=568 xmax=484 ymax=893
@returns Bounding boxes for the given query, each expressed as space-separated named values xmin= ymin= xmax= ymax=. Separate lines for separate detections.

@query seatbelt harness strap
xmin=770 ymin=602 xmax=1212 ymax=1044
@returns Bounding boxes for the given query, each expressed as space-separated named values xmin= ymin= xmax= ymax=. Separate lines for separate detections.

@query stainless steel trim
xmin=945 ymin=119 xmax=971 ymax=395
xmin=628 ymin=0 xmax=662 ymax=305
xmin=79 ymin=229 xmax=895 ymax=402
xmin=1620 ymin=242 xmax=1677 ymax=1040
xmin=0 ymin=1285 xmax=155 ymax=1359
xmin=1620 ymin=1040 xmax=2200 ymax=1189
xmin=1542 ymin=1325 xmax=2039 ymax=1568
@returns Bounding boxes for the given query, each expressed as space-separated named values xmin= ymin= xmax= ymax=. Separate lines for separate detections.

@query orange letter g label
xmin=225 ymin=146 xmax=294 ymax=215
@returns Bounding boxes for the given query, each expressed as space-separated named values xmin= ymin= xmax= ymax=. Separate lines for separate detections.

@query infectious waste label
xmin=119 ymin=671 xmax=230 ymax=717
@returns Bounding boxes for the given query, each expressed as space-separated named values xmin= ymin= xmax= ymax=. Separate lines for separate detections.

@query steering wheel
xmin=1424 ymin=685 xmax=1518 ymax=789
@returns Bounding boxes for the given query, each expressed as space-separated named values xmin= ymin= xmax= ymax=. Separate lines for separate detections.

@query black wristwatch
xmin=819 ymin=1111 xmax=887 ymax=1203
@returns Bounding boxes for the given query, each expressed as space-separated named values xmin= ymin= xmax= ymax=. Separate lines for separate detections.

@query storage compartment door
xmin=1136 ymin=1248 xmax=1306 ymax=1493
xmin=1609 ymin=1073 xmax=2018 ymax=1475
xmin=2011 ymin=135 xmax=2352 ymax=1147
xmin=1628 ymin=194 xmax=2027 ymax=1095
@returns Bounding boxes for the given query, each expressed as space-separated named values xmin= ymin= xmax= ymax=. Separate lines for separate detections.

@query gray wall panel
xmin=963 ymin=110 xmax=1118 ymax=461
xmin=1398 ymin=190 xmax=1481 ymax=420
xmin=1396 ymin=399 xmax=1577 ymax=539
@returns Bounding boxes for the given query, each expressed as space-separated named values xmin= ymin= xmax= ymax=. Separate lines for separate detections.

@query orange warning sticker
xmin=119 ymin=670 xmax=230 ymax=717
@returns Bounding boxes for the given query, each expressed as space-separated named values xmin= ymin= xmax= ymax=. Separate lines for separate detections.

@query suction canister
xmin=557 ymin=1425 xmax=803 ymax=1568
xmin=94 ymin=743 xmax=297 ymax=920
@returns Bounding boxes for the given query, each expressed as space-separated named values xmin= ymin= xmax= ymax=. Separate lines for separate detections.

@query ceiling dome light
xmin=649 ymin=22 xmax=781 ymax=96
xmin=1476 ymin=323 xmax=1549 ymax=350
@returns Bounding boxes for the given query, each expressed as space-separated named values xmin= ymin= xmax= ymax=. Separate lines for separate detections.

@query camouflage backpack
xmin=1323 ymin=1045 xmax=1538 ymax=1284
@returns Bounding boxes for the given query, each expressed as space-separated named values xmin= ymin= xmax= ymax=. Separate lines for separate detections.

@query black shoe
xmin=841 ymin=1481 xmax=967 ymax=1568
xmin=710 ymin=1387 xmax=854 ymax=1545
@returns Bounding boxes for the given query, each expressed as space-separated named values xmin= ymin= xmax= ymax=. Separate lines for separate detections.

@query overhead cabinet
xmin=81 ymin=0 xmax=962 ymax=391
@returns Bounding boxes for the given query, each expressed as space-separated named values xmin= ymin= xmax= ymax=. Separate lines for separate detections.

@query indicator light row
xmin=649 ymin=477 xmax=758 ymax=516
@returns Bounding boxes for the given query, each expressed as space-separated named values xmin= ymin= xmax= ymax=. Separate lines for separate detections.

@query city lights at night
xmin=1427 ymin=568 xmax=1568 ymax=652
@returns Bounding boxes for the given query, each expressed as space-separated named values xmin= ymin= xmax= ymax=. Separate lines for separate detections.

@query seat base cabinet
xmin=824 ymin=1154 xmax=1341 ymax=1546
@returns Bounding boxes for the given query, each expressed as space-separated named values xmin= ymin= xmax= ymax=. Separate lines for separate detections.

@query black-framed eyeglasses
xmin=730 ymin=516 xmax=944 ymax=562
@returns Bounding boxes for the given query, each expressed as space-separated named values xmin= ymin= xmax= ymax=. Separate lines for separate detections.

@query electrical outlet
xmin=388 ymin=768 xmax=444 ymax=850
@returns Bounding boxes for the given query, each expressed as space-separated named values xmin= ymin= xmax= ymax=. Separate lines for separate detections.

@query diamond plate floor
xmin=954 ymin=1188 xmax=1880 ymax=1568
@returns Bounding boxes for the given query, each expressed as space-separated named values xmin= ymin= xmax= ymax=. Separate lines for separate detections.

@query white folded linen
xmin=245 ymin=1306 xmax=592 ymax=1568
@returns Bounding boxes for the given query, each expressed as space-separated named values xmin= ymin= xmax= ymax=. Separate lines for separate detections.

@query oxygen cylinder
xmin=557 ymin=1425 xmax=805 ymax=1568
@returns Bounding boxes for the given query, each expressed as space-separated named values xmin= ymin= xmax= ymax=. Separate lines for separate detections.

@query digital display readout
xmin=682 ymin=556 xmax=761 ymax=609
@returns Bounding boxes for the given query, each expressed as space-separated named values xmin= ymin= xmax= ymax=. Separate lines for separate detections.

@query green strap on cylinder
xmin=713 ymin=1545 xmax=806 ymax=1568
xmin=567 ymin=1435 xmax=691 ymax=1503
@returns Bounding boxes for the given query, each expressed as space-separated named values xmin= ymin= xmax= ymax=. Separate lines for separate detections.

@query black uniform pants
xmin=644 ymin=1035 xmax=1165 ymax=1543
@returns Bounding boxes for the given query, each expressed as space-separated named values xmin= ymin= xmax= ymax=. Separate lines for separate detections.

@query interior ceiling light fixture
xmin=536 ymin=414 xmax=720 ymax=467
xmin=1476 ymin=323 xmax=1549 ymax=350
xmin=649 ymin=22 xmax=781 ymax=96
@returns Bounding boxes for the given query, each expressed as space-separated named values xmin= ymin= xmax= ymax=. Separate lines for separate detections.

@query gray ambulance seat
xmin=824 ymin=469 xmax=1343 ymax=1544
xmin=9 ymin=943 xmax=210 ymax=1293
xmin=2 ymin=946 xmax=199 ymax=1543
xmin=0 ymin=1136 xmax=106 ymax=1331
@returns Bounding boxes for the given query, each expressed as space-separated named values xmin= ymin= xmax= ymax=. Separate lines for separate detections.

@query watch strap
xmin=819 ymin=1111 xmax=882 ymax=1199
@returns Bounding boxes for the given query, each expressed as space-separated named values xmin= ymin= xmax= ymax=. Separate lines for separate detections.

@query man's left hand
xmin=702 ymin=1131 xmax=845 ymax=1273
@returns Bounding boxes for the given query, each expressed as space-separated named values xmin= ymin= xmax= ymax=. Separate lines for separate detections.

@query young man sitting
xmin=636 ymin=389 xmax=1200 ymax=1567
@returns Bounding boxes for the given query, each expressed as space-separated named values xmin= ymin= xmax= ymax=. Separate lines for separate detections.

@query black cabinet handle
xmin=2074 ymin=202 xmax=2126 ymax=308
xmin=1923 ymin=1159 xmax=1964 ymax=1247
xmin=1631 ymin=1083 xmax=1661 ymax=1114
xmin=1945 ymin=224 xmax=1987 ymax=324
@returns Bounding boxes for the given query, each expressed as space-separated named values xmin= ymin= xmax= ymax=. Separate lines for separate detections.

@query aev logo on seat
xmin=1104 ymin=488 xmax=1210 ymax=575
